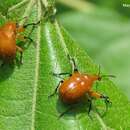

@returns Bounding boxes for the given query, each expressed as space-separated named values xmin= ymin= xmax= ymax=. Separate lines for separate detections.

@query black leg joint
xmin=101 ymin=95 xmax=112 ymax=105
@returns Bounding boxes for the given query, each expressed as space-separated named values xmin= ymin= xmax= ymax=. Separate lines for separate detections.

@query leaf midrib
xmin=10 ymin=0 xmax=42 ymax=129
xmin=31 ymin=0 xmax=41 ymax=130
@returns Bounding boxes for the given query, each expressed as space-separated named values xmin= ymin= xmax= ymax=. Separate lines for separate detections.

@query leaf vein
xmin=8 ymin=0 xmax=29 ymax=12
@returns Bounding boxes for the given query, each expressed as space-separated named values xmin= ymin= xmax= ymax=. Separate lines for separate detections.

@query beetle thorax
xmin=2 ymin=22 xmax=16 ymax=39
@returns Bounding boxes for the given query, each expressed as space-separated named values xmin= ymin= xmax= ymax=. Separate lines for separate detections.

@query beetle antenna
xmin=23 ymin=21 xmax=40 ymax=28
xmin=101 ymin=75 xmax=116 ymax=78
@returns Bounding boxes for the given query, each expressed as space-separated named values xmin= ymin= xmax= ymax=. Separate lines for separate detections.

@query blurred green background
xmin=56 ymin=0 xmax=130 ymax=100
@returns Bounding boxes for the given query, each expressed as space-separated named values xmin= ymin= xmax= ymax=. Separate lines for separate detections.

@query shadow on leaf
xmin=0 ymin=64 xmax=14 ymax=82
xmin=56 ymin=98 xmax=92 ymax=119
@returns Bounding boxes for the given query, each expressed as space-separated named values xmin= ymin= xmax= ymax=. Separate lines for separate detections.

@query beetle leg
xmin=16 ymin=46 xmax=23 ymax=64
xmin=100 ymin=94 xmax=112 ymax=114
xmin=86 ymin=98 xmax=94 ymax=120
xmin=88 ymin=98 xmax=92 ymax=115
xmin=17 ymin=35 xmax=36 ymax=47
xmin=53 ymin=72 xmax=72 ymax=78
xmin=23 ymin=21 xmax=40 ymax=28
xmin=48 ymin=80 xmax=63 ymax=98
xmin=24 ymin=36 xmax=36 ymax=47
xmin=88 ymin=91 xmax=111 ymax=103
xmin=58 ymin=106 xmax=74 ymax=119
xmin=16 ymin=35 xmax=26 ymax=41
xmin=88 ymin=91 xmax=101 ymax=99
xmin=88 ymin=91 xmax=112 ymax=114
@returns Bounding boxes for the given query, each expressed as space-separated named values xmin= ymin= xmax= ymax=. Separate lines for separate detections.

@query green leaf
xmin=58 ymin=9 xmax=130 ymax=100
xmin=0 ymin=0 xmax=22 ymax=16
xmin=0 ymin=1 xmax=130 ymax=130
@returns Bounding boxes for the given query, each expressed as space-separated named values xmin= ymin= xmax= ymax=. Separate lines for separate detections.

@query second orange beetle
xmin=0 ymin=20 xmax=40 ymax=65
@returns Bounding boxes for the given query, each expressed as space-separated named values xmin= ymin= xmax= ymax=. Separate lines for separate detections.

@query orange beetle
xmin=49 ymin=55 xmax=114 ymax=117
xmin=0 ymin=21 xmax=40 ymax=65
